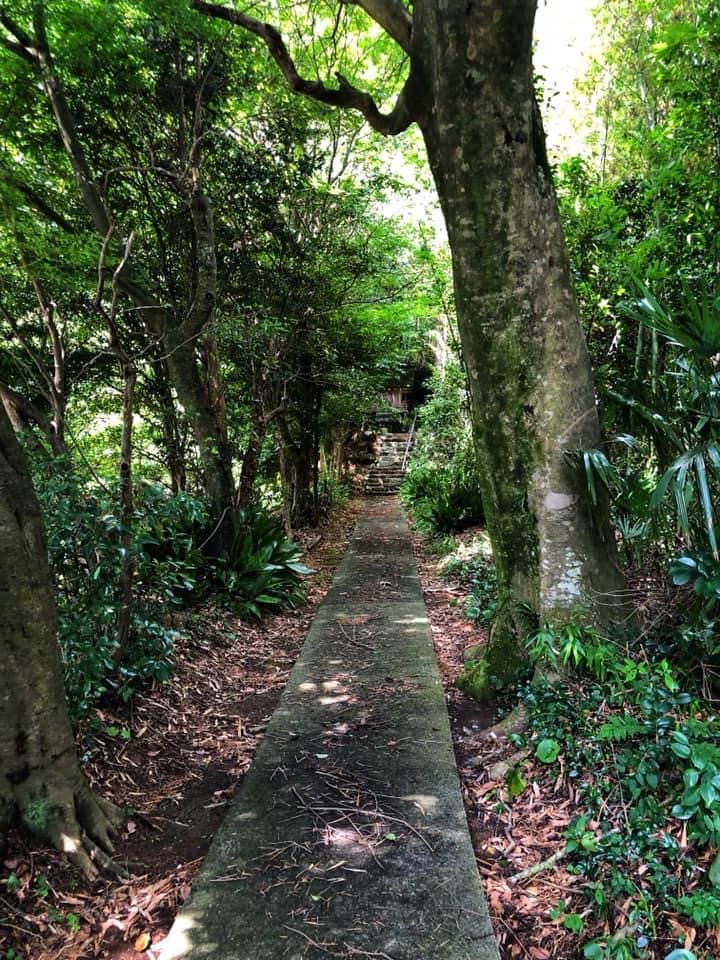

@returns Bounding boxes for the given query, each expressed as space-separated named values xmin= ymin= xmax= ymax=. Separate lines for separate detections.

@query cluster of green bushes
xmin=400 ymin=362 xmax=484 ymax=534
xmin=440 ymin=544 xmax=498 ymax=625
xmin=29 ymin=447 xmax=310 ymax=718
xmin=569 ymin=282 xmax=720 ymax=679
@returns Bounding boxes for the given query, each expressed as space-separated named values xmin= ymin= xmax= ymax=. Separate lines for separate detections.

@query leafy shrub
xmin=401 ymin=362 xmax=485 ymax=534
xmin=315 ymin=472 xmax=349 ymax=519
xmin=402 ymin=447 xmax=484 ymax=533
xmin=670 ymin=551 xmax=720 ymax=619
xmin=27 ymin=448 xmax=207 ymax=717
xmin=214 ymin=506 xmax=312 ymax=618
xmin=442 ymin=549 xmax=498 ymax=623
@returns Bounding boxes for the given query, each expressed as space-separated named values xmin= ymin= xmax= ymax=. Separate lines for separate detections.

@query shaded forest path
xmin=160 ymin=497 xmax=500 ymax=960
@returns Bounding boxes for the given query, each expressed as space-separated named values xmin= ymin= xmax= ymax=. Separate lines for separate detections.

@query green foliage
xmin=441 ymin=547 xmax=498 ymax=624
xmin=524 ymin=620 xmax=720 ymax=958
xmin=506 ymin=764 xmax=527 ymax=799
xmin=454 ymin=658 xmax=491 ymax=700
xmin=677 ymin=889 xmax=720 ymax=927
xmin=27 ymin=446 xmax=206 ymax=717
xmin=21 ymin=800 xmax=49 ymax=834
xmin=670 ymin=552 xmax=720 ymax=623
xmin=565 ymin=276 xmax=720 ymax=687
xmin=535 ymin=738 xmax=561 ymax=764
xmin=401 ymin=362 xmax=484 ymax=534
xmin=214 ymin=506 xmax=312 ymax=618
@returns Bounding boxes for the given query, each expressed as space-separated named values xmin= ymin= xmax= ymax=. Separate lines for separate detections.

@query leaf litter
xmin=0 ymin=500 xmax=360 ymax=960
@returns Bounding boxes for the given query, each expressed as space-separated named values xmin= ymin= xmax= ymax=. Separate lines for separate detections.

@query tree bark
xmin=189 ymin=0 xmax=630 ymax=686
xmin=0 ymin=403 xmax=120 ymax=877
xmin=164 ymin=332 xmax=235 ymax=549
xmin=412 ymin=0 xmax=627 ymax=689
xmin=150 ymin=358 xmax=188 ymax=494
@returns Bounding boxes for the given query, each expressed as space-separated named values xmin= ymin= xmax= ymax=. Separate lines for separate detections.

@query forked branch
xmin=191 ymin=0 xmax=415 ymax=136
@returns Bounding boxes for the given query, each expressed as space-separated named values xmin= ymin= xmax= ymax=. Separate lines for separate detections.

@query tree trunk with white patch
xmin=189 ymin=0 xmax=630 ymax=692
xmin=0 ymin=403 xmax=120 ymax=876
xmin=412 ymin=0 xmax=626 ymax=689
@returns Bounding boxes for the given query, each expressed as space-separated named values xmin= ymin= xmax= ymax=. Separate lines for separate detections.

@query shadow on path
xmin=160 ymin=498 xmax=500 ymax=960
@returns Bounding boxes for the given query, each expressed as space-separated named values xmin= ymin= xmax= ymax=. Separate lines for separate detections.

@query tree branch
xmin=341 ymin=0 xmax=412 ymax=54
xmin=191 ymin=1 xmax=414 ymax=136
xmin=9 ymin=179 xmax=76 ymax=232
xmin=0 ymin=9 xmax=36 ymax=56
xmin=0 ymin=300 xmax=54 ymax=397
xmin=0 ymin=379 xmax=63 ymax=453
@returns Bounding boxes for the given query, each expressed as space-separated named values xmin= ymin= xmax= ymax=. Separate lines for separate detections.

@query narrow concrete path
xmin=161 ymin=499 xmax=500 ymax=960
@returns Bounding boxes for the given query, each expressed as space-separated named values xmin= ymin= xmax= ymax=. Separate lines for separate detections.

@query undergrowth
xmin=28 ymin=446 xmax=312 ymax=719
xmin=517 ymin=623 xmax=720 ymax=960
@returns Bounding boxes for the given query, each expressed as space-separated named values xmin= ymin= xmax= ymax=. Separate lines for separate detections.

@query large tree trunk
xmin=0 ymin=404 xmax=120 ymax=877
xmin=413 ymin=0 xmax=626 ymax=690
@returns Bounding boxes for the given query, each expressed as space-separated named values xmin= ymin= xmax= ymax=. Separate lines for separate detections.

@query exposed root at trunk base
xmin=481 ymin=702 xmax=528 ymax=739
xmin=20 ymin=781 xmax=124 ymax=880
xmin=479 ymin=665 xmax=562 ymax=740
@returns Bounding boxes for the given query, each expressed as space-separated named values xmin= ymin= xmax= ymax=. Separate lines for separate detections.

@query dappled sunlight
xmin=319 ymin=825 xmax=367 ymax=850
xmin=60 ymin=832 xmax=79 ymax=854
xmin=158 ymin=912 xmax=205 ymax=960
xmin=236 ymin=810 xmax=257 ymax=822
xmin=400 ymin=794 xmax=439 ymax=816
xmin=318 ymin=693 xmax=352 ymax=706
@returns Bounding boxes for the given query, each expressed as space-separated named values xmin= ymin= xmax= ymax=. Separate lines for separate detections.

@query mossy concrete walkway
xmin=160 ymin=498 xmax=500 ymax=960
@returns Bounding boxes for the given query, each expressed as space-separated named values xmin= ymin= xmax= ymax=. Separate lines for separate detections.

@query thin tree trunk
xmin=165 ymin=335 xmax=235 ymax=548
xmin=151 ymin=358 xmax=187 ymax=493
xmin=97 ymin=233 xmax=137 ymax=665
xmin=237 ymin=400 xmax=267 ymax=510
xmin=114 ymin=359 xmax=136 ymax=662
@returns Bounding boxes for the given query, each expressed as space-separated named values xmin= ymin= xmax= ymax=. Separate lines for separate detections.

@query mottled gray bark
xmin=412 ymin=2 xmax=626 ymax=689
xmin=0 ymin=403 xmax=120 ymax=877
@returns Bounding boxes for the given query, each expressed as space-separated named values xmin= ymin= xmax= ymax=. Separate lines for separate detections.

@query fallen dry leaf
xmin=134 ymin=931 xmax=151 ymax=952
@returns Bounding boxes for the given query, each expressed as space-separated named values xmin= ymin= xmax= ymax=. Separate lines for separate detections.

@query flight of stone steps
xmin=363 ymin=431 xmax=413 ymax=495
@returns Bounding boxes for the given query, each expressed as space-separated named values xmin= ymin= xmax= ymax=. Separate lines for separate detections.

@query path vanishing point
xmin=160 ymin=497 xmax=500 ymax=960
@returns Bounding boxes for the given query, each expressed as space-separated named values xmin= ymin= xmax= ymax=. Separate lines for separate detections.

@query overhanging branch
xmin=191 ymin=1 xmax=414 ymax=136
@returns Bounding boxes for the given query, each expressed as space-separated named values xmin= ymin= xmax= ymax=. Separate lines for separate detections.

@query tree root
xmin=480 ymin=702 xmax=528 ymax=740
xmin=486 ymin=748 xmax=531 ymax=781
xmin=23 ymin=780 xmax=125 ymax=881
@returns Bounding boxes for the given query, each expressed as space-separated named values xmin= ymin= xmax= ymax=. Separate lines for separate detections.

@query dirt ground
xmin=0 ymin=500 xmax=360 ymax=960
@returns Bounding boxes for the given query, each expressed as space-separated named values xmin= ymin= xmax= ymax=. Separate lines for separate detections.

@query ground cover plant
xmin=414 ymin=530 xmax=720 ymax=960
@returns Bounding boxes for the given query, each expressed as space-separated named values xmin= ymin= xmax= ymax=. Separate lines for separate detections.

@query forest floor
xmin=411 ymin=526 xmax=584 ymax=960
xmin=412 ymin=528 xmax=719 ymax=960
xmin=0 ymin=499 xmax=361 ymax=960
xmin=3 ymin=498 xmax=713 ymax=960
